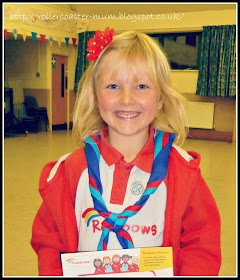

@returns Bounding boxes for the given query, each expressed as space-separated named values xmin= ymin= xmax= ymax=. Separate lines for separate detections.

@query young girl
xmin=31 ymin=28 xmax=221 ymax=276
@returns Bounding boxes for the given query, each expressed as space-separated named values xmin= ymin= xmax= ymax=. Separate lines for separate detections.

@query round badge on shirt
xmin=130 ymin=181 xmax=144 ymax=195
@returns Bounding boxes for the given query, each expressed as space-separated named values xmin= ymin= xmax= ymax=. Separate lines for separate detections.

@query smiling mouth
xmin=115 ymin=111 xmax=140 ymax=119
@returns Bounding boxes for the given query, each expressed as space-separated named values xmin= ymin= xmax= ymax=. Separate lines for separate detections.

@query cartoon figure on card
xmin=93 ymin=258 xmax=105 ymax=274
xmin=103 ymin=256 xmax=113 ymax=273
xmin=112 ymin=254 xmax=121 ymax=273
xmin=121 ymin=254 xmax=132 ymax=272
xmin=129 ymin=256 xmax=139 ymax=272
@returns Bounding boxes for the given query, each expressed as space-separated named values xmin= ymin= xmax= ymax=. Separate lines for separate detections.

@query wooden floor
xmin=4 ymin=130 xmax=236 ymax=276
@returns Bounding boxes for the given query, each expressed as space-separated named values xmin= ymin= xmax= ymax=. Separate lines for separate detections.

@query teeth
xmin=116 ymin=112 xmax=139 ymax=118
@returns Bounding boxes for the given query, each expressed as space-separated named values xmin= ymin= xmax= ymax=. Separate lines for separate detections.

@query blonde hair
xmin=72 ymin=31 xmax=188 ymax=148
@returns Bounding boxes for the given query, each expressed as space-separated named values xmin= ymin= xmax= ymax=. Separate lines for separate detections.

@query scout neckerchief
xmin=84 ymin=130 xmax=175 ymax=250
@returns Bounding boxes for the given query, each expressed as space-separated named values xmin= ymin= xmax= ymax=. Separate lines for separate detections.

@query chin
xmin=114 ymin=126 xmax=149 ymax=137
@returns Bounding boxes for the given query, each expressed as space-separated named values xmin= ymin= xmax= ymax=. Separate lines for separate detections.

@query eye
xmin=107 ymin=84 xmax=120 ymax=89
xmin=136 ymin=84 xmax=149 ymax=89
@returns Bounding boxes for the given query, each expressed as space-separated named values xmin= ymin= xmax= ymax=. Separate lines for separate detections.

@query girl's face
xmin=95 ymin=259 xmax=101 ymax=267
xmin=113 ymin=256 xmax=120 ymax=263
xmin=122 ymin=255 xmax=129 ymax=262
xmin=103 ymin=258 xmax=110 ymax=264
xmin=97 ymin=50 xmax=163 ymax=141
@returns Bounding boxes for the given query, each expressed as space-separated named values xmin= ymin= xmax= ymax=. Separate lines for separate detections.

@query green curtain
xmin=196 ymin=25 xmax=236 ymax=97
xmin=74 ymin=31 xmax=95 ymax=92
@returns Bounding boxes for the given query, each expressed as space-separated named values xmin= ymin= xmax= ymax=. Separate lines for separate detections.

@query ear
xmin=158 ymin=98 xmax=164 ymax=110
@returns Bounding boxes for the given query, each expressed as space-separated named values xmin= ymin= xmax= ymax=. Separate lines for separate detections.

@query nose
xmin=119 ymin=87 xmax=135 ymax=105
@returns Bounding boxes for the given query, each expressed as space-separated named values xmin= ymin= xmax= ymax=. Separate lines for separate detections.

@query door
xmin=52 ymin=54 xmax=68 ymax=128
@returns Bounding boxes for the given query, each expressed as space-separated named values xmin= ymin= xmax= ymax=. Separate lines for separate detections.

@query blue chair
xmin=22 ymin=104 xmax=39 ymax=133
xmin=24 ymin=96 xmax=49 ymax=131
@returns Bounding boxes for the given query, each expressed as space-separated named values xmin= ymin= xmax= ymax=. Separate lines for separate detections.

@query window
xmin=148 ymin=32 xmax=202 ymax=70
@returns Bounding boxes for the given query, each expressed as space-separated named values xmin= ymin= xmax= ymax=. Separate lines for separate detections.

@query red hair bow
xmin=86 ymin=27 xmax=115 ymax=62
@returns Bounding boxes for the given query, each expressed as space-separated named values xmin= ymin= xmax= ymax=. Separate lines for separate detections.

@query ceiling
xmin=68 ymin=3 xmax=236 ymax=16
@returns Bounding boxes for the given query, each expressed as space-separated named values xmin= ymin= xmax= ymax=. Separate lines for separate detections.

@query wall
xmin=183 ymin=94 xmax=235 ymax=132
xmin=4 ymin=38 xmax=49 ymax=123
xmin=4 ymin=3 xmax=78 ymax=130
xmin=5 ymin=39 xmax=49 ymax=89
xmin=4 ymin=37 xmax=77 ymax=130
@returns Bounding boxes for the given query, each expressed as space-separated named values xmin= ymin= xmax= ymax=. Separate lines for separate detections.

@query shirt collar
xmin=101 ymin=127 xmax=155 ymax=173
